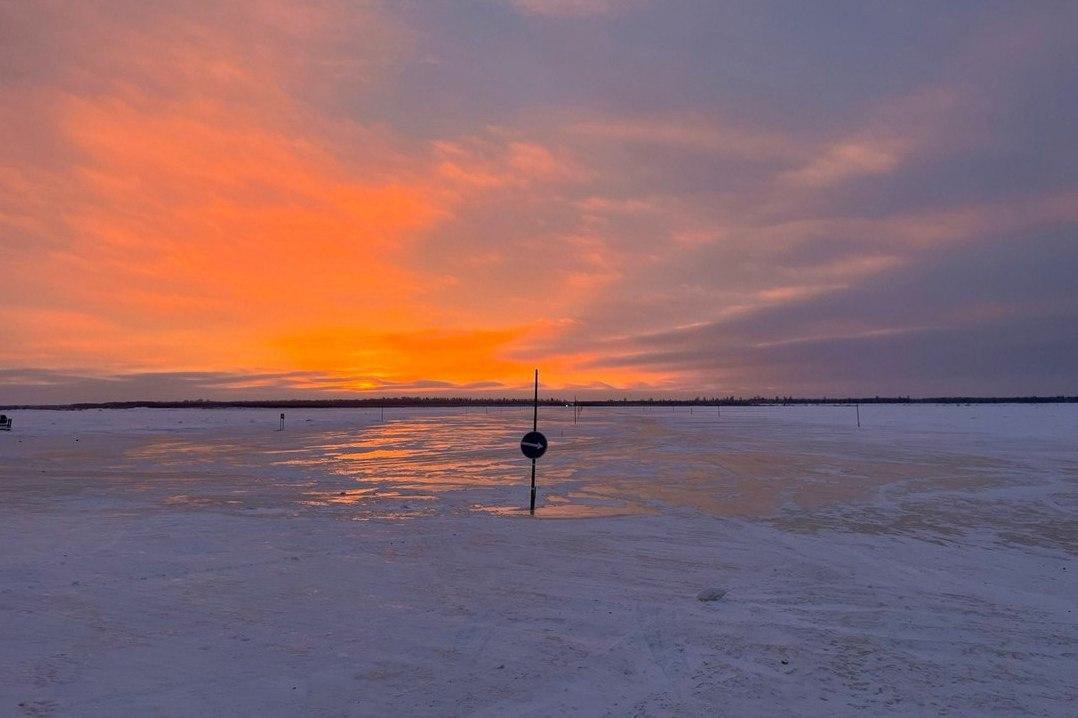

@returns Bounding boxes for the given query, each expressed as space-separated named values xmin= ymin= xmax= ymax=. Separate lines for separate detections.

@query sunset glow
xmin=2 ymin=2 xmax=1076 ymax=401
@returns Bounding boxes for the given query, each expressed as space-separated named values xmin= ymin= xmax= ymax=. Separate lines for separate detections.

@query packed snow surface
xmin=1 ymin=405 xmax=1075 ymax=716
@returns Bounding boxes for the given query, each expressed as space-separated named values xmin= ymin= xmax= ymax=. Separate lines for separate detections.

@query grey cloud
xmin=0 ymin=370 xmax=512 ymax=404
xmin=581 ymin=227 xmax=1078 ymax=395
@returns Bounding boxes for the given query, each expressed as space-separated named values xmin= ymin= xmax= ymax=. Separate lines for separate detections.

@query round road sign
xmin=520 ymin=430 xmax=548 ymax=460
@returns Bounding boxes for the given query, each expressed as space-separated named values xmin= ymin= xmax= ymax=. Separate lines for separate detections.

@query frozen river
xmin=1 ymin=405 xmax=1075 ymax=715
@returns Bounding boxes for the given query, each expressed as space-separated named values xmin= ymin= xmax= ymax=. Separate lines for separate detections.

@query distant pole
xmin=856 ymin=404 xmax=860 ymax=428
xmin=279 ymin=412 xmax=285 ymax=431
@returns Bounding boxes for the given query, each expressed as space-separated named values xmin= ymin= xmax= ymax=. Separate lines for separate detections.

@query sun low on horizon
xmin=2 ymin=1 xmax=1076 ymax=403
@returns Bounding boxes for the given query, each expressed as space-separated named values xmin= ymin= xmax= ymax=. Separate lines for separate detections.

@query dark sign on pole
xmin=520 ymin=430 xmax=547 ymax=460
xmin=520 ymin=369 xmax=548 ymax=515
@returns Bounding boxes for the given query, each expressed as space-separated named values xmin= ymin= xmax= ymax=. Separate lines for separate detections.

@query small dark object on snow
xmin=696 ymin=588 xmax=727 ymax=602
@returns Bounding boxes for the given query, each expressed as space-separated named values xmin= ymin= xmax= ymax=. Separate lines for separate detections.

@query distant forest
xmin=3 ymin=396 xmax=1076 ymax=410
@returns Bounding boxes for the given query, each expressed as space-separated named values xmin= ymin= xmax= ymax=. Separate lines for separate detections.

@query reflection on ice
xmin=6 ymin=405 xmax=1075 ymax=543
xmin=302 ymin=488 xmax=437 ymax=506
xmin=474 ymin=502 xmax=649 ymax=520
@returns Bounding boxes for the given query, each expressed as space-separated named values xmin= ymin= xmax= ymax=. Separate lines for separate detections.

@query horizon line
xmin=3 ymin=395 xmax=1077 ymax=411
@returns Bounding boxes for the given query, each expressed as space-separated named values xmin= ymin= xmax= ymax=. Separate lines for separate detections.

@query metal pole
xmin=856 ymin=404 xmax=860 ymax=428
xmin=529 ymin=459 xmax=536 ymax=515
xmin=530 ymin=369 xmax=539 ymax=515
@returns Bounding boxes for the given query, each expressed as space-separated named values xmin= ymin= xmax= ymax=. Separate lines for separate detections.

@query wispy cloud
xmin=505 ymin=0 xmax=637 ymax=18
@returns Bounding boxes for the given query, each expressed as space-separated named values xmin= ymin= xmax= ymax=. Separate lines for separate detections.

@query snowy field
xmin=1 ymin=405 xmax=1075 ymax=716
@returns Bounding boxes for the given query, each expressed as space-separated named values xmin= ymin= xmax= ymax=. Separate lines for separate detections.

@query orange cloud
xmin=272 ymin=327 xmax=528 ymax=384
xmin=1 ymin=5 xmax=451 ymax=378
xmin=0 ymin=5 xmax=659 ymax=392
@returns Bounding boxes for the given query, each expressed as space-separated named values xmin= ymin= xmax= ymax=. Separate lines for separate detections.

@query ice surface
xmin=1 ymin=405 xmax=1075 ymax=715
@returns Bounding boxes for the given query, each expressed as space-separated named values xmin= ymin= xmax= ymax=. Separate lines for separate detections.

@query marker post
xmin=519 ymin=369 xmax=548 ymax=516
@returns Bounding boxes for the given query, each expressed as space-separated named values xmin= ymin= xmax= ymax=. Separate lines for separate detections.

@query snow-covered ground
xmin=1 ymin=405 xmax=1075 ymax=716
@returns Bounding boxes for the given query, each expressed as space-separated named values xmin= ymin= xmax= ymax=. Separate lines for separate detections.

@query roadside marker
xmin=519 ymin=369 xmax=548 ymax=515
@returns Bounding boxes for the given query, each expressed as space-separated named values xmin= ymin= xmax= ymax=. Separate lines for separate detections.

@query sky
xmin=1 ymin=1 xmax=1076 ymax=402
